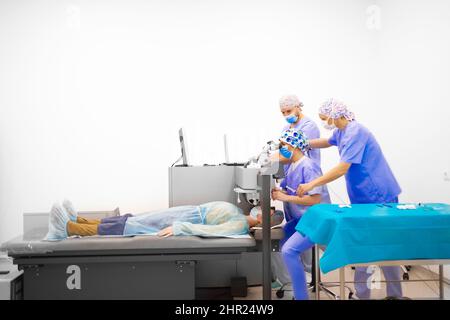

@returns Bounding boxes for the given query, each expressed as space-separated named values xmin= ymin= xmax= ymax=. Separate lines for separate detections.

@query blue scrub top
xmin=282 ymin=115 xmax=321 ymax=165
xmin=280 ymin=157 xmax=331 ymax=220
xmin=328 ymin=121 xmax=401 ymax=204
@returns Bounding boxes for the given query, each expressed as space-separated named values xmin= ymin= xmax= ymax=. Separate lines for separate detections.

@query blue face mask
xmin=285 ymin=113 xmax=298 ymax=124
xmin=279 ymin=146 xmax=293 ymax=159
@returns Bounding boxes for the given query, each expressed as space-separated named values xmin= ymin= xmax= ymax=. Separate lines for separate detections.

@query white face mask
xmin=322 ymin=117 xmax=336 ymax=130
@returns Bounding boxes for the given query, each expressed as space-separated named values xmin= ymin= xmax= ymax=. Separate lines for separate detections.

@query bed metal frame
xmin=313 ymin=245 xmax=450 ymax=300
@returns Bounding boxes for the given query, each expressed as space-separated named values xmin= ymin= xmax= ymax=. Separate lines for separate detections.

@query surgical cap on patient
xmin=279 ymin=95 xmax=304 ymax=109
xmin=319 ymin=99 xmax=355 ymax=120
xmin=249 ymin=206 xmax=285 ymax=227
xmin=280 ymin=128 xmax=310 ymax=155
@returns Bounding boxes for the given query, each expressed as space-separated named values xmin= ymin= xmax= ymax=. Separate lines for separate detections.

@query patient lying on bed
xmin=45 ymin=200 xmax=282 ymax=241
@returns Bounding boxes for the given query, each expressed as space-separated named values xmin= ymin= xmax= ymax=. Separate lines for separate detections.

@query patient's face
xmin=256 ymin=209 xmax=275 ymax=224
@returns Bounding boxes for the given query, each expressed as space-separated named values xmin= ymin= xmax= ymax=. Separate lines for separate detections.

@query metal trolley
xmin=313 ymin=244 xmax=450 ymax=300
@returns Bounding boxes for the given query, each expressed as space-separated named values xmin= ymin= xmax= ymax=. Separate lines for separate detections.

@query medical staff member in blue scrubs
xmin=296 ymin=99 xmax=403 ymax=299
xmin=278 ymin=95 xmax=321 ymax=165
xmin=272 ymin=128 xmax=331 ymax=300
xmin=272 ymin=95 xmax=323 ymax=288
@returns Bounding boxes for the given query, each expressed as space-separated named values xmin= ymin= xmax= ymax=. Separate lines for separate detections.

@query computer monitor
xmin=178 ymin=128 xmax=190 ymax=166
xmin=223 ymin=134 xmax=230 ymax=164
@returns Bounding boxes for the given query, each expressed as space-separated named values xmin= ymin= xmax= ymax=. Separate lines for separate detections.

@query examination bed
xmin=1 ymin=163 xmax=282 ymax=300
xmin=1 ymin=210 xmax=283 ymax=300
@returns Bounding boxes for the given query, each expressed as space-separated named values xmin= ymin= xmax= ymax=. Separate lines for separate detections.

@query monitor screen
xmin=178 ymin=128 xmax=190 ymax=166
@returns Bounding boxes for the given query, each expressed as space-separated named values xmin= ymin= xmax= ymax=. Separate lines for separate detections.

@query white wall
xmin=376 ymin=0 xmax=450 ymax=282
xmin=0 ymin=0 xmax=449 ymax=250
xmin=376 ymin=0 xmax=450 ymax=203
xmin=0 ymin=0 xmax=377 ymax=243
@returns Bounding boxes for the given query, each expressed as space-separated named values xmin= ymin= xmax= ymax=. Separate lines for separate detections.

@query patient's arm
xmin=172 ymin=220 xmax=249 ymax=237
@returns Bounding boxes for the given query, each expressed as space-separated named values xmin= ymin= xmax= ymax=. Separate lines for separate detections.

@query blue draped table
xmin=296 ymin=203 xmax=450 ymax=273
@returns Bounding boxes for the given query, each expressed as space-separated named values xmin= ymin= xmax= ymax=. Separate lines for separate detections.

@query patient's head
xmin=246 ymin=206 xmax=284 ymax=228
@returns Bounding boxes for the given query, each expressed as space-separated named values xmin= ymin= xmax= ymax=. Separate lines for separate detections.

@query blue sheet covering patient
xmin=125 ymin=202 xmax=248 ymax=237
xmin=45 ymin=200 xmax=250 ymax=241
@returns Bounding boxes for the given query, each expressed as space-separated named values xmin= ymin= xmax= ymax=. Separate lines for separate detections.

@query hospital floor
xmin=236 ymin=266 xmax=450 ymax=300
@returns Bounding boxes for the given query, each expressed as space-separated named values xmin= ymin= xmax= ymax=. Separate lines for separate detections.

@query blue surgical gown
xmin=328 ymin=121 xmax=401 ymax=203
xmin=282 ymin=115 xmax=321 ymax=165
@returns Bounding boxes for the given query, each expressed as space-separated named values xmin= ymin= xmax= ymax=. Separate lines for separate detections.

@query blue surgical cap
xmin=279 ymin=128 xmax=310 ymax=156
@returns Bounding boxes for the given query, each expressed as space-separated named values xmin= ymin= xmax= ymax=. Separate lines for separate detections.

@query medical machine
xmin=168 ymin=138 xmax=284 ymax=300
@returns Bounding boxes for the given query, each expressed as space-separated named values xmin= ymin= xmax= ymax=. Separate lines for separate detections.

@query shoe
xmin=63 ymin=199 xmax=78 ymax=222
xmin=45 ymin=204 xmax=70 ymax=241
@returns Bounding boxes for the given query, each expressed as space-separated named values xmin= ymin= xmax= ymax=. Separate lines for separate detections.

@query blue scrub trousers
xmin=354 ymin=197 xmax=403 ymax=299
xmin=273 ymin=217 xmax=313 ymax=287
xmin=354 ymin=266 xmax=403 ymax=299
xmin=281 ymin=232 xmax=314 ymax=300
xmin=281 ymin=217 xmax=312 ymax=272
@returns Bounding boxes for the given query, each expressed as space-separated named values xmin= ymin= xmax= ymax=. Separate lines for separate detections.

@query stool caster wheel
xmin=403 ymin=273 xmax=409 ymax=281
xmin=276 ymin=290 xmax=285 ymax=299
xmin=348 ymin=292 xmax=354 ymax=300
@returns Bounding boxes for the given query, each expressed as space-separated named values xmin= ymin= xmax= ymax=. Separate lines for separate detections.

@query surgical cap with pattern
xmin=279 ymin=95 xmax=304 ymax=109
xmin=280 ymin=128 xmax=310 ymax=156
xmin=319 ymin=99 xmax=355 ymax=120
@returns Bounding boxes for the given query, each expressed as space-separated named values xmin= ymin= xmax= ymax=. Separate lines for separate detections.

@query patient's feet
xmin=63 ymin=199 xmax=78 ymax=222
xmin=45 ymin=203 xmax=70 ymax=241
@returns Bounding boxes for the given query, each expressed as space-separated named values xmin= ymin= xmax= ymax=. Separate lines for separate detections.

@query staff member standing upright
xmin=279 ymin=95 xmax=321 ymax=165
xmin=296 ymin=99 xmax=403 ymax=299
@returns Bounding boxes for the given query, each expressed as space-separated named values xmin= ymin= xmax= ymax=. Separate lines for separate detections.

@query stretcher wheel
xmin=403 ymin=273 xmax=409 ymax=281
xmin=276 ymin=289 xmax=285 ymax=299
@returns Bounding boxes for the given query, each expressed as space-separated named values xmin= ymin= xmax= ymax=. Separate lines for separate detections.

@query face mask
xmin=322 ymin=117 xmax=336 ymax=130
xmin=285 ymin=113 xmax=298 ymax=124
xmin=279 ymin=145 xmax=293 ymax=159
xmin=250 ymin=206 xmax=261 ymax=219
